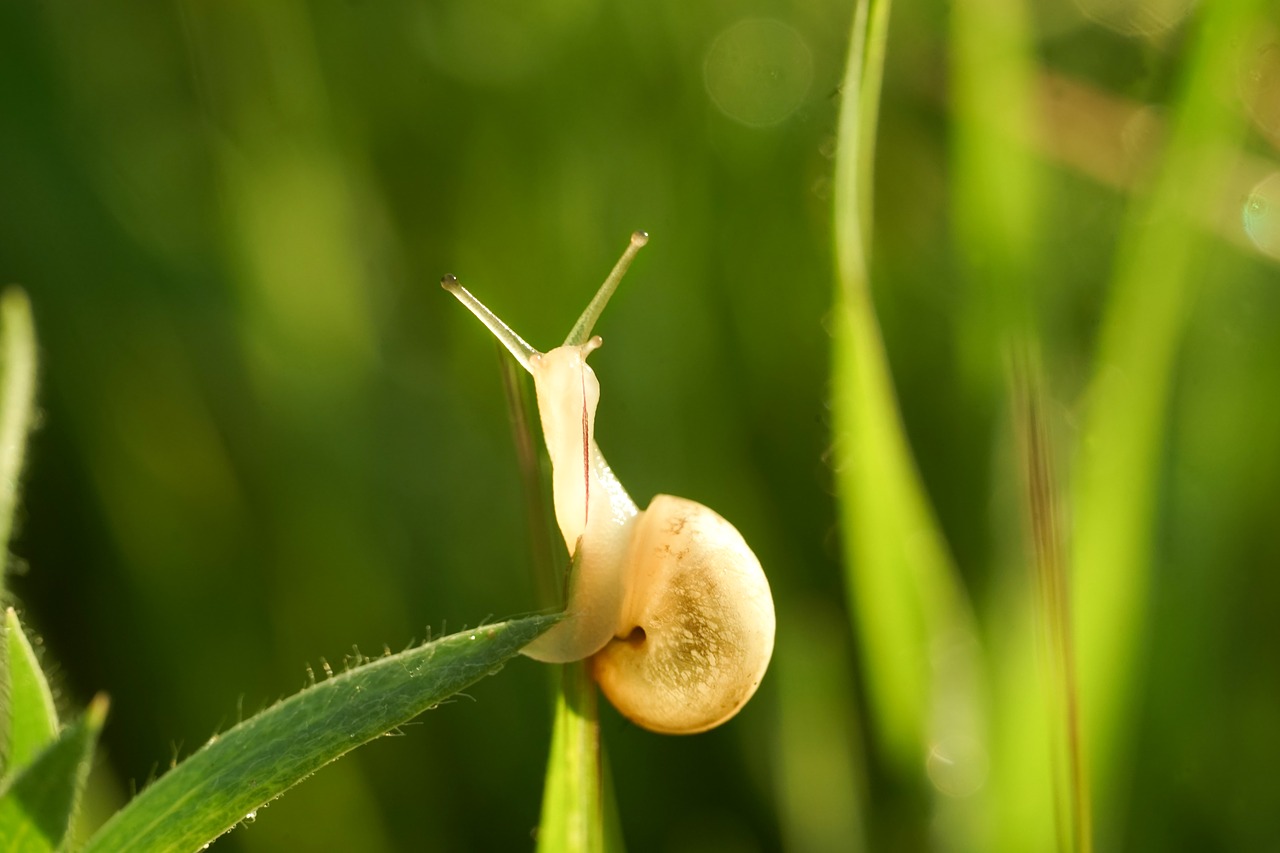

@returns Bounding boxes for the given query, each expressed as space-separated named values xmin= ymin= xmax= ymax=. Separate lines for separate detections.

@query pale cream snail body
xmin=442 ymin=232 xmax=775 ymax=734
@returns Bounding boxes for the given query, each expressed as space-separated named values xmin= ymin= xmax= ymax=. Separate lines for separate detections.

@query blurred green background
xmin=2 ymin=1 xmax=1278 ymax=851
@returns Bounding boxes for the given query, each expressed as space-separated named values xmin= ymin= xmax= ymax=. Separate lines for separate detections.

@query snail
xmin=442 ymin=232 xmax=775 ymax=734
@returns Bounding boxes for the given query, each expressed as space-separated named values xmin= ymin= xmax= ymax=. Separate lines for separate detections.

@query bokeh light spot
xmin=926 ymin=735 xmax=989 ymax=798
xmin=1243 ymin=172 xmax=1280 ymax=259
xmin=704 ymin=18 xmax=813 ymax=128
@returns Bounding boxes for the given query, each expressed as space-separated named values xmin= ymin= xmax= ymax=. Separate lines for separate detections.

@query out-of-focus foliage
xmin=0 ymin=0 xmax=1277 ymax=850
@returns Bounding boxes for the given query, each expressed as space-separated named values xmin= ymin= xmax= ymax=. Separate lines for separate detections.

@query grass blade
xmin=499 ymin=354 xmax=559 ymax=608
xmin=1070 ymin=1 xmax=1269 ymax=829
xmin=0 ymin=289 xmax=38 ymax=589
xmin=949 ymin=0 xmax=1039 ymax=383
xmin=81 ymin=615 xmax=558 ymax=853
xmin=949 ymin=0 xmax=1059 ymax=848
xmin=0 ymin=695 xmax=106 ymax=853
xmin=772 ymin=601 xmax=866 ymax=853
xmin=832 ymin=0 xmax=921 ymax=770
xmin=1013 ymin=358 xmax=1089 ymax=853
xmin=535 ymin=661 xmax=622 ymax=853
xmin=2 ymin=610 xmax=59 ymax=779
xmin=830 ymin=0 xmax=984 ymax=786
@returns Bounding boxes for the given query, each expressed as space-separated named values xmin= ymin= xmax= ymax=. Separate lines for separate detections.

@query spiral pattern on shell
xmin=590 ymin=495 xmax=776 ymax=734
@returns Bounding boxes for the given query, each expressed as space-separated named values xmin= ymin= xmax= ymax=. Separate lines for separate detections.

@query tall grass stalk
xmin=831 ymin=6 xmax=985 ymax=841
xmin=1070 ymin=4 xmax=1268 ymax=838
xmin=0 ymin=290 xmax=37 ymax=581
xmin=1013 ymin=356 xmax=1090 ymax=853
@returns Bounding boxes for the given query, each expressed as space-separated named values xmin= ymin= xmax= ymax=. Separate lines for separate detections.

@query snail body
xmin=442 ymin=232 xmax=775 ymax=734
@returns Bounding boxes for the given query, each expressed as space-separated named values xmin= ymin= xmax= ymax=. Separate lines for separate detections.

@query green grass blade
xmin=773 ymin=601 xmax=866 ymax=853
xmin=0 ymin=695 xmax=106 ymax=853
xmin=2 ymin=610 xmax=59 ymax=780
xmin=1070 ymin=1 xmax=1268 ymax=828
xmin=499 ymin=355 xmax=560 ymax=608
xmin=949 ymin=1 xmax=1061 ymax=849
xmin=1013 ymin=359 xmax=1089 ymax=853
xmin=949 ymin=0 xmax=1038 ymax=382
xmin=535 ymin=661 xmax=623 ymax=853
xmin=0 ymin=289 xmax=38 ymax=588
xmin=81 ymin=615 xmax=558 ymax=853
xmin=830 ymin=0 xmax=983 ymax=782
xmin=832 ymin=0 xmax=922 ymax=770
xmin=835 ymin=0 xmax=889 ymax=266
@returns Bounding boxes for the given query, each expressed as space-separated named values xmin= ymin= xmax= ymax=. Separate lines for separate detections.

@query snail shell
xmin=591 ymin=495 xmax=775 ymax=734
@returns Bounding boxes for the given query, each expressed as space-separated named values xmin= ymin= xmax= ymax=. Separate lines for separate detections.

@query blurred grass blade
xmin=1070 ymin=0 xmax=1268 ymax=826
xmin=773 ymin=600 xmax=866 ymax=853
xmin=832 ymin=0 xmax=922 ymax=768
xmin=949 ymin=0 xmax=1038 ymax=384
xmin=1013 ymin=358 xmax=1089 ymax=853
xmin=830 ymin=0 xmax=984 ymax=785
xmin=836 ymin=0 xmax=889 ymax=258
xmin=2 ymin=610 xmax=59 ymax=779
xmin=499 ymin=354 xmax=559 ymax=608
xmin=81 ymin=615 xmax=558 ymax=853
xmin=949 ymin=0 xmax=1050 ymax=846
xmin=0 ymin=289 xmax=38 ymax=586
xmin=536 ymin=661 xmax=623 ymax=853
xmin=0 ymin=694 xmax=106 ymax=853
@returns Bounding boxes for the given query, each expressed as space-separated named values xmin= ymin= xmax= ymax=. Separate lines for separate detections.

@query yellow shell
xmin=590 ymin=495 xmax=775 ymax=734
